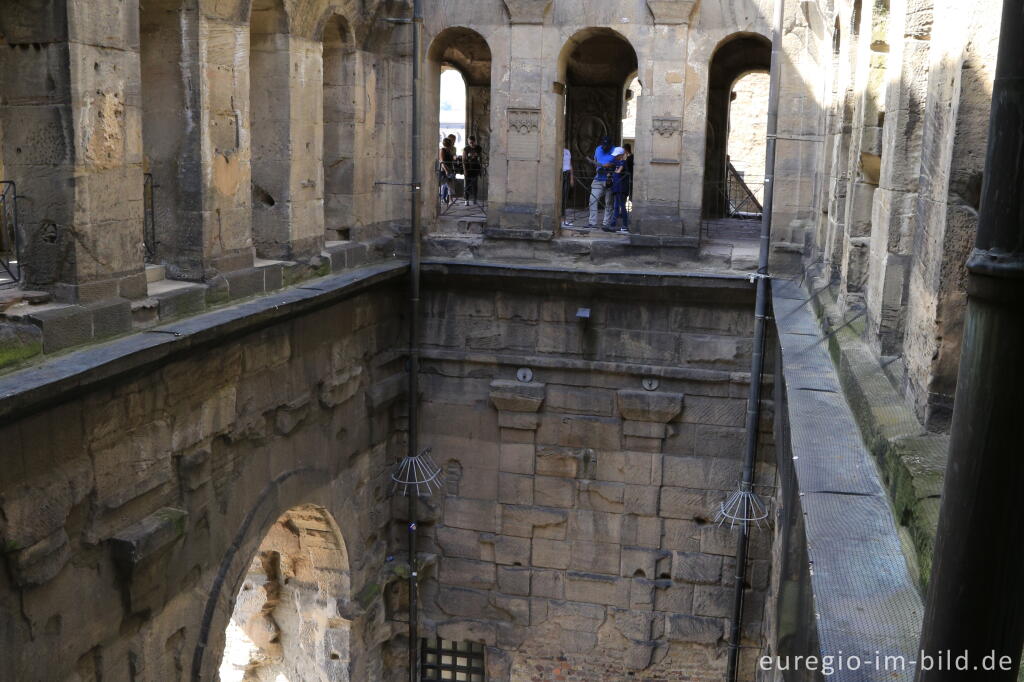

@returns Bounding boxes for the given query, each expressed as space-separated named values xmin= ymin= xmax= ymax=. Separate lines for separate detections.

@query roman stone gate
xmin=1 ymin=0 xmax=1013 ymax=680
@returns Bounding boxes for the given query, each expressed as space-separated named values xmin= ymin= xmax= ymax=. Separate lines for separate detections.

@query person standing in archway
xmin=561 ymin=147 xmax=574 ymax=225
xmin=588 ymin=136 xmax=615 ymax=228
xmin=463 ymin=136 xmax=483 ymax=205
xmin=438 ymin=137 xmax=455 ymax=206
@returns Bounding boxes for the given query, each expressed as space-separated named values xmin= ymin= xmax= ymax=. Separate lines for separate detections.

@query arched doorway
xmin=558 ymin=29 xmax=639 ymax=213
xmin=426 ymin=28 xmax=492 ymax=223
xmin=218 ymin=504 xmax=352 ymax=681
xmin=702 ymin=33 xmax=771 ymax=219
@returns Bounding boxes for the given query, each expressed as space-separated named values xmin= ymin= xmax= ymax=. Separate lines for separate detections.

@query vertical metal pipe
xmin=917 ymin=2 xmax=1024 ymax=679
xmin=407 ymin=1 xmax=423 ymax=681
xmin=726 ymin=0 xmax=784 ymax=679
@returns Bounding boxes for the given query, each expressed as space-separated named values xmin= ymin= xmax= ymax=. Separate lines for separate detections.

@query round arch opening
xmin=426 ymin=27 xmax=493 ymax=220
xmin=557 ymin=28 xmax=639 ymax=215
xmin=218 ymin=504 xmax=352 ymax=682
xmin=701 ymin=33 xmax=771 ymax=220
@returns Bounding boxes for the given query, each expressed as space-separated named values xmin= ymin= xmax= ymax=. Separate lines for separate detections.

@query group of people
xmin=438 ymin=134 xmax=484 ymax=207
xmin=563 ymin=137 xmax=633 ymax=233
xmin=438 ymin=132 xmax=633 ymax=233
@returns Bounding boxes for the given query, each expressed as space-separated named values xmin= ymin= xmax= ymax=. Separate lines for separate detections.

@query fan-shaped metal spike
xmin=715 ymin=485 xmax=770 ymax=530
xmin=391 ymin=447 xmax=444 ymax=497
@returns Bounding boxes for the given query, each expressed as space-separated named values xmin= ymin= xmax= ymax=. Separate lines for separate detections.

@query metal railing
xmin=0 ymin=181 xmax=20 ymax=284
xmin=438 ymin=160 xmax=488 ymax=220
xmin=722 ymin=163 xmax=764 ymax=218
xmin=143 ymin=172 xmax=156 ymax=262
xmin=561 ymin=164 xmax=632 ymax=229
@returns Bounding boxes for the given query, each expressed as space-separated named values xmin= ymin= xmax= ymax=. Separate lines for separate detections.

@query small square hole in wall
xmin=421 ymin=638 xmax=485 ymax=681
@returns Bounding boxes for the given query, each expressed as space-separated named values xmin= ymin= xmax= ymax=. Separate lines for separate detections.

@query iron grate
xmin=421 ymin=638 xmax=485 ymax=681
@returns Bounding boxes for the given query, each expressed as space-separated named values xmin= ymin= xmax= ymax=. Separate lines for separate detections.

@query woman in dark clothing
xmin=463 ymin=136 xmax=483 ymax=205
xmin=438 ymin=137 xmax=455 ymax=206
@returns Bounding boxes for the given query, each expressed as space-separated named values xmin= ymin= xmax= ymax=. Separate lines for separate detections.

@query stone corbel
xmin=110 ymin=507 xmax=188 ymax=614
xmin=502 ymin=0 xmax=552 ymax=24
xmin=617 ymin=389 xmax=684 ymax=450
xmin=646 ymin=0 xmax=698 ymax=25
xmin=490 ymin=380 xmax=545 ymax=430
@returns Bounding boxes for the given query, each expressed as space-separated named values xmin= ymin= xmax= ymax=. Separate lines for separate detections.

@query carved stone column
xmin=485 ymin=0 xmax=557 ymax=234
xmin=633 ymin=1 xmax=698 ymax=237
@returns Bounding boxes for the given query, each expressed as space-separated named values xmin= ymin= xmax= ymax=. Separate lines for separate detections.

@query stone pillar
xmin=466 ymin=85 xmax=491 ymax=201
xmin=0 ymin=0 xmax=146 ymax=302
xmin=284 ymin=34 xmax=326 ymax=258
xmin=635 ymin=0 xmax=696 ymax=237
xmin=901 ymin=0 xmax=1000 ymax=431
xmin=770 ymin=5 xmax=826 ymax=257
xmin=822 ymin=11 xmax=861 ymax=281
xmin=248 ymin=20 xmax=325 ymax=262
xmin=494 ymin=1 xmax=553 ymax=233
xmin=864 ymin=0 xmax=932 ymax=356
xmin=195 ymin=14 xmax=256 ymax=277
xmin=838 ymin=0 xmax=890 ymax=307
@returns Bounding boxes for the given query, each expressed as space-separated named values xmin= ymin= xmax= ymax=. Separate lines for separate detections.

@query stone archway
xmin=425 ymin=27 xmax=493 ymax=224
xmin=558 ymin=28 xmax=639 ymax=210
xmin=218 ymin=504 xmax=352 ymax=682
xmin=701 ymin=33 xmax=771 ymax=219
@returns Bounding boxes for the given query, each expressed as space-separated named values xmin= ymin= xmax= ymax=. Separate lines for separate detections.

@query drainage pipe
xmin=407 ymin=1 xmax=423 ymax=680
xmin=725 ymin=0 xmax=784 ymax=679
xmin=917 ymin=2 xmax=1024 ymax=679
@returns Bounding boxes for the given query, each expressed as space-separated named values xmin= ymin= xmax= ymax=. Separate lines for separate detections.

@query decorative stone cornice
xmin=646 ymin=0 xmax=698 ymax=25
xmin=502 ymin=0 xmax=552 ymax=24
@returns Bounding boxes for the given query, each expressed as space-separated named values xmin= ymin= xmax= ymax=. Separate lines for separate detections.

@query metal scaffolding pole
xmin=917 ymin=2 xmax=1024 ymax=679
xmin=724 ymin=1 xmax=784 ymax=680
xmin=407 ymin=1 xmax=423 ymax=680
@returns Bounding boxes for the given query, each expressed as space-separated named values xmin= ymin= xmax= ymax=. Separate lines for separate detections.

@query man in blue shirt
xmin=588 ymin=137 xmax=616 ymax=228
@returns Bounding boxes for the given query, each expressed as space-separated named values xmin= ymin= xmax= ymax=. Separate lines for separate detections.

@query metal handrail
xmin=438 ymin=161 xmax=488 ymax=218
xmin=0 ymin=181 xmax=21 ymax=283
xmin=724 ymin=163 xmax=764 ymax=217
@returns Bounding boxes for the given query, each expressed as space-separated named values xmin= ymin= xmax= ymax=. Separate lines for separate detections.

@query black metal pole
xmin=917 ymin=3 xmax=1024 ymax=680
xmin=725 ymin=0 xmax=783 ymax=679
xmin=407 ymin=1 xmax=423 ymax=680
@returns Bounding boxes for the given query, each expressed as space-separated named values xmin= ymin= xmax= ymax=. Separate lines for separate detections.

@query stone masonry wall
xmin=411 ymin=266 xmax=776 ymax=681
xmin=0 ymin=272 xmax=407 ymax=682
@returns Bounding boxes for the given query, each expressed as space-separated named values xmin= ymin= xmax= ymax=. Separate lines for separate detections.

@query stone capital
xmin=502 ymin=0 xmax=551 ymax=24
xmin=490 ymin=380 xmax=546 ymax=413
xmin=617 ymin=390 xmax=684 ymax=423
xmin=646 ymin=0 xmax=698 ymax=25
